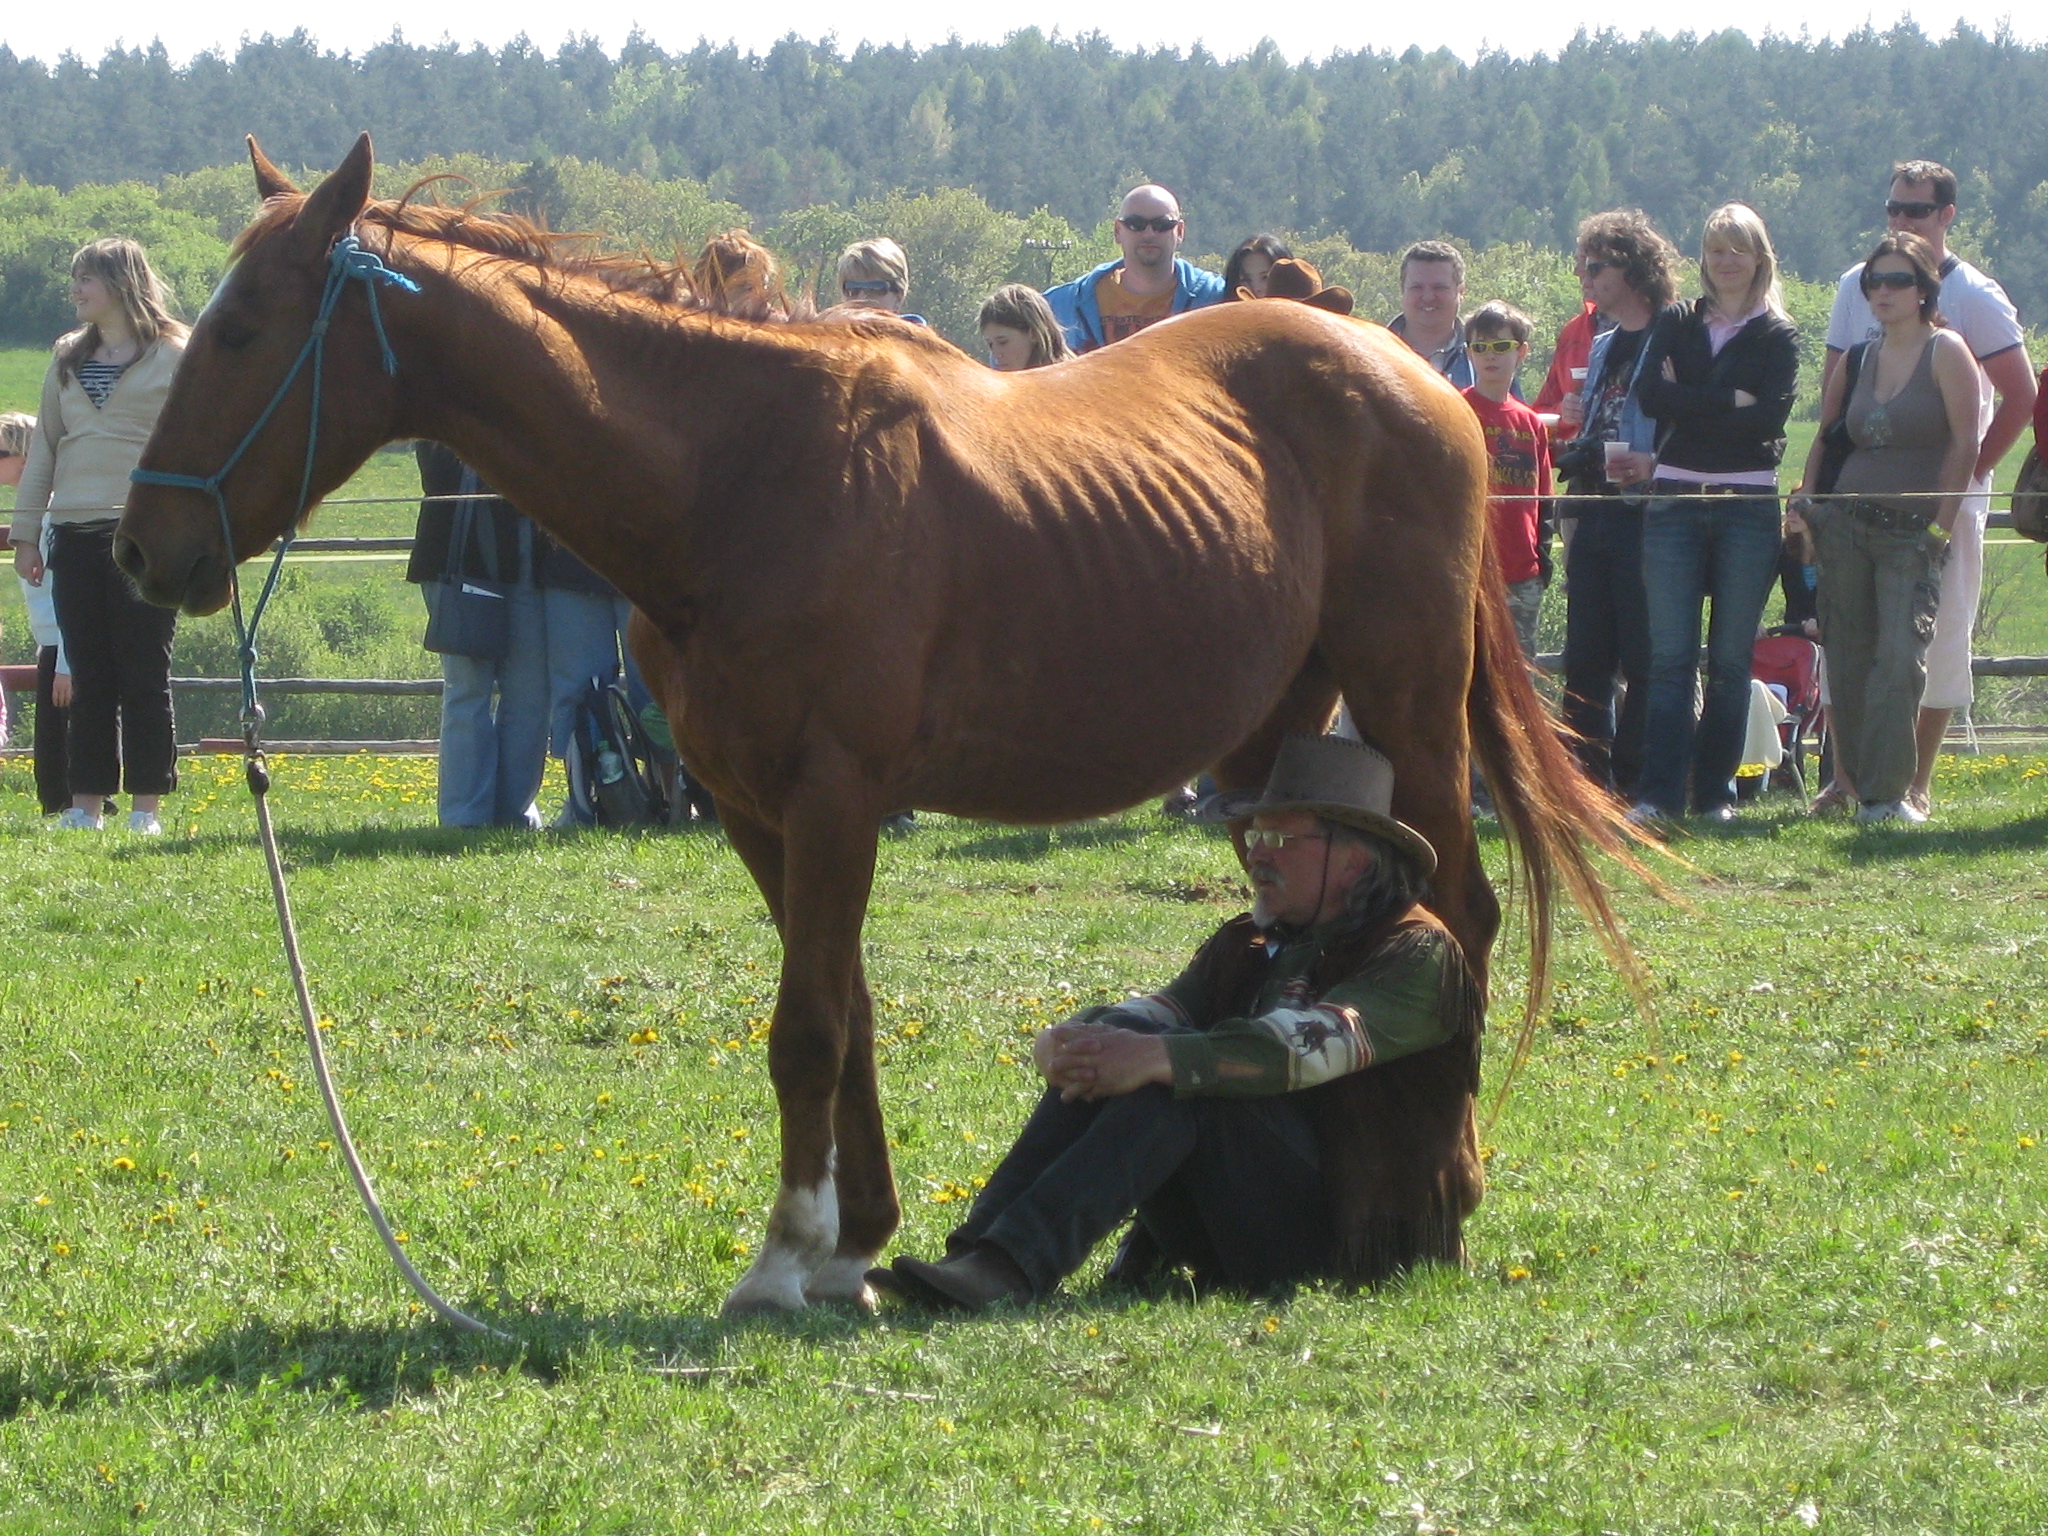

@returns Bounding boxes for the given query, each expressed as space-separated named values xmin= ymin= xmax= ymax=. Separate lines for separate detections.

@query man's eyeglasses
xmin=1581 ymin=258 xmax=1618 ymax=277
xmin=1468 ymin=338 xmax=1521 ymax=355
xmin=842 ymin=280 xmax=901 ymax=295
xmin=1118 ymin=215 xmax=1181 ymax=234
xmin=1864 ymin=270 xmax=1921 ymax=291
xmin=1242 ymin=829 xmax=1329 ymax=852
xmin=1885 ymin=199 xmax=1946 ymax=220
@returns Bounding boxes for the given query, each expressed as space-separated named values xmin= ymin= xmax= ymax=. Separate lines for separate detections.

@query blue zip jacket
xmin=1044 ymin=258 xmax=1228 ymax=353
xmin=1561 ymin=312 xmax=1675 ymax=504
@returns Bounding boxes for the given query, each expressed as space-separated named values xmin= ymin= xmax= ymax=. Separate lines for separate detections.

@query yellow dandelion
xmin=110 ymin=1157 xmax=136 ymax=1172
xmin=1506 ymin=1265 xmax=1531 ymax=1281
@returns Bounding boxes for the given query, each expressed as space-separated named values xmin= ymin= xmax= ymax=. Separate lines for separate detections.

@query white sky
xmin=1 ymin=5 xmax=2040 ymax=69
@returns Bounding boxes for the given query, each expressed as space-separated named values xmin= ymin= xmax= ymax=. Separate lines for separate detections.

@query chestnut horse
xmin=118 ymin=136 xmax=1637 ymax=1315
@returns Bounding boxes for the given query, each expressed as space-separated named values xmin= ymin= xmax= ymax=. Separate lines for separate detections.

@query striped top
xmin=77 ymin=358 xmax=131 ymax=407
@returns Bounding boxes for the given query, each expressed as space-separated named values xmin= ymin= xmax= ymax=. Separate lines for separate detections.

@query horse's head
xmin=117 ymin=133 xmax=403 ymax=615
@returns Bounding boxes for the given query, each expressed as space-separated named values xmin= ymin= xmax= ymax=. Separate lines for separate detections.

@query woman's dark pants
xmin=32 ymin=644 xmax=71 ymax=815
xmin=48 ymin=522 xmax=179 ymax=798
xmin=1561 ymin=505 xmax=1649 ymax=796
xmin=944 ymin=1084 xmax=1329 ymax=1296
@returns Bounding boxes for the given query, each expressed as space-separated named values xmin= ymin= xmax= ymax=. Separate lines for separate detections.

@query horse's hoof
xmin=803 ymin=1254 xmax=881 ymax=1313
xmin=719 ymin=1281 xmax=810 ymax=1318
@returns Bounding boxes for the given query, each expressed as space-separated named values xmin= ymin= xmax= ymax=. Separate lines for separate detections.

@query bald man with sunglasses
xmin=1043 ymin=184 xmax=1227 ymax=354
xmin=869 ymin=736 xmax=1484 ymax=1312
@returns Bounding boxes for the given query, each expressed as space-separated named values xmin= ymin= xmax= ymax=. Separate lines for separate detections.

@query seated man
xmin=874 ymin=735 xmax=1486 ymax=1310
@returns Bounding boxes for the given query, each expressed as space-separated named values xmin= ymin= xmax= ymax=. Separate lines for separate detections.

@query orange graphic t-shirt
xmin=1093 ymin=268 xmax=1175 ymax=347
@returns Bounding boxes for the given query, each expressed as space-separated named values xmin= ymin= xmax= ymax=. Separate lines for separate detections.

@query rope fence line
xmin=14 ymin=487 xmax=2044 ymax=516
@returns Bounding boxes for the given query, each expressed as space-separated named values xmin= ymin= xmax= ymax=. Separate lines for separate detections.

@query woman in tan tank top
xmin=1789 ymin=232 xmax=1982 ymax=825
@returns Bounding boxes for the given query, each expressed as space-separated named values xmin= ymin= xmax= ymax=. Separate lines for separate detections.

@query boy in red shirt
xmin=1461 ymin=301 xmax=1553 ymax=659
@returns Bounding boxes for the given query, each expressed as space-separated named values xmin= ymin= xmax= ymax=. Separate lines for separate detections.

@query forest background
xmin=5 ymin=21 xmax=2048 ymax=382
xmin=3 ymin=22 xmax=2047 ymax=743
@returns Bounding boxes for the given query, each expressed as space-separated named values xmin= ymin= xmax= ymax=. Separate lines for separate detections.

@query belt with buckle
xmin=1652 ymin=478 xmax=1772 ymax=497
xmin=1839 ymin=497 xmax=1933 ymax=533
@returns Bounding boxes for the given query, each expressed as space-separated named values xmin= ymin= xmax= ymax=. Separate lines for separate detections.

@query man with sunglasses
xmin=869 ymin=735 xmax=1484 ymax=1311
xmin=1823 ymin=160 xmax=2037 ymax=817
xmin=1044 ymin=184 xmax=1226 ymax=354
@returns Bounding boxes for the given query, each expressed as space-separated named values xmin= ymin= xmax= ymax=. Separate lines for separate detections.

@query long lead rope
xmin=248 ymin=745 xmax=508 ymax=1339
xmin=134 ymin=233 xmax=507 ymax=1340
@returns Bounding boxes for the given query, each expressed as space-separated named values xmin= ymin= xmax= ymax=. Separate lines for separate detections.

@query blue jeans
xmin=1637 ymin=490 xmax=1783 ymax=816
xmin=423 ymin=581 xmax=549 ymax=827
xmin=1561 ymin=506 xmax=1649 ymax=796
xmin=541 ymin=588 xmax=646 ymax=757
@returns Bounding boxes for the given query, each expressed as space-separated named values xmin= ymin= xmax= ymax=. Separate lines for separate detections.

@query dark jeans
xmin=48 ymin=522 xmax=178 ymax=798
xmin=33 ymin=645 xmax=71 ymax=815
xmin=946 ymin=1083 xmax=1328 ymax=1296
xmin=1638 ymin=490 xmax=1783 ymax=815
xmin=1561 ymin=505 xmax=1648 ymax=796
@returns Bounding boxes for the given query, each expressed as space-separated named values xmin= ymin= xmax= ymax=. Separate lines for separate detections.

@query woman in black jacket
xmin=1632 ymin=204 xmax=1801 ymax=823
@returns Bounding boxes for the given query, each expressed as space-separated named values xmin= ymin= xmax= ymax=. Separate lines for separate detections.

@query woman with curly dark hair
xmin=1550 ymin=209 xmax=1683 ymax=801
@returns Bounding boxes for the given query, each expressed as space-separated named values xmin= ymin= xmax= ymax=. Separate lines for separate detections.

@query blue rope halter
xmin=131 ymin=233 xmax=420 ymax=733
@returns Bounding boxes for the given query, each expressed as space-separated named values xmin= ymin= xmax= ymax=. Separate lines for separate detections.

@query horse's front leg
xmin=721 ymin=775 xmax=881 ymax=1317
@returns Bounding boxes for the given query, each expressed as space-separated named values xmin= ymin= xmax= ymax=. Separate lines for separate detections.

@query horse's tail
xmin=1465 ymin=568 xmax=1659 ymax=1107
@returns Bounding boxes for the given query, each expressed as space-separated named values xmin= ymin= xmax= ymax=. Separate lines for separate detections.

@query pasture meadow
xmin=0 ymin=754 xmax=2044 ymax=1532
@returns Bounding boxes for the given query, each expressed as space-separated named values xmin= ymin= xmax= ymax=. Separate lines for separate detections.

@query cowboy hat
xmin=1200 ymin=734 xmax=1436 ymax=878
xmin=1238 ymin=257 xmax=1355 ymax=316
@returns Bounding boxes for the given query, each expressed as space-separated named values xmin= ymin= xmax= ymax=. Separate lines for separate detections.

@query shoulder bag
xmin=1812 ymin=340 xmax=1870 ymax=497
xmin=422 ymin=478 xmax=514 ymax=661
xmin=2008 ymin=444 xmax=2048 ymax=542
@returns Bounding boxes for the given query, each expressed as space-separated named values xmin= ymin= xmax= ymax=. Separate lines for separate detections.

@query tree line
xmin=2 ymin=147 xmax=1862 ymax=408
xmin=3 ymin=23 xmax=2047 ymax=312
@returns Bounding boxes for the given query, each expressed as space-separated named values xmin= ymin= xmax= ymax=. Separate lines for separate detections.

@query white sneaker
xmin=127 ymin=810 xmax=163 ymax=835
xmin=54 ymin=807 xmax=104 ymax=831
xmin=1855 ymin=800 xmax=1928 ymax=826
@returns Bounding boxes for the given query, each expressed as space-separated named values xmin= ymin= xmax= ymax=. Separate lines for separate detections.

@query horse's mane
xmin=232 ymin=185 xmax=790 ymax=317
xmin=231 ymin=184 xmax=975 ymax=360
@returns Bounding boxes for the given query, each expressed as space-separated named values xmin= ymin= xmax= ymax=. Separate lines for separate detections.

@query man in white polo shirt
xmin=1824 ymin=159 xmax=2038 ymax=816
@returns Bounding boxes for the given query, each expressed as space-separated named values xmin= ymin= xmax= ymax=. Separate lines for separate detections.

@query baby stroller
xmin=1750 ymin=633 xmax=1824 ymax=800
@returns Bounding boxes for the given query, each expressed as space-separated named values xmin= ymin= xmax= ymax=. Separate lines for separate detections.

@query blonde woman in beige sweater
xmin=9 ymin=238 xmax=189 ymax=833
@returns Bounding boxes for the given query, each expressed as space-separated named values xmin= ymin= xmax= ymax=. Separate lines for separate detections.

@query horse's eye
xmin=212 ymin=319 xmax=257 ymax=351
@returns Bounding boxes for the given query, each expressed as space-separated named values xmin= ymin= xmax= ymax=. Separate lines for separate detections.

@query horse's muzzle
xmin=113 ymin=530 xmax=232 ymax=616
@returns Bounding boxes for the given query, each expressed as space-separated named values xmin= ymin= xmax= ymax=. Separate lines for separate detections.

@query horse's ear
xmin=291 ymin=132 xmax=376 ymax=258
xmin=247 ymin=137 xmax=298 ymax=201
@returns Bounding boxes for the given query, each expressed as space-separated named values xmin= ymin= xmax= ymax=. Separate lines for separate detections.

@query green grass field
xmin=0 ymin=756 xmax=2043 ymax=1531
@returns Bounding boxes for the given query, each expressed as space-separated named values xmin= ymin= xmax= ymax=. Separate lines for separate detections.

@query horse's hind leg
xmin=802 ymin=953 xmax=898 ymax=1308
xmin=1317 ymin=575 xmax=1497 ymax=967
xmin=721 ymin=761 xmax=881 ymax=1317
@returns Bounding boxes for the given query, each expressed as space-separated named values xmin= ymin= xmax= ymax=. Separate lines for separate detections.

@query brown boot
xmin=889 ymin=1245 xmax=1035 ymax=1311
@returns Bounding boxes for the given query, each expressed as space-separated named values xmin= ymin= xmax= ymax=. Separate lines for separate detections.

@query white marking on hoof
xmin=720 ymin=1174 xmax=838 ymax=1317
xmin=803 ymin=1253 xmax=882 ymax=1312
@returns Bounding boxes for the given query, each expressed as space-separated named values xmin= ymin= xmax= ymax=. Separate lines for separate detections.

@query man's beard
xmin=1250 ymin=888 xmax=1279 ymax=930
